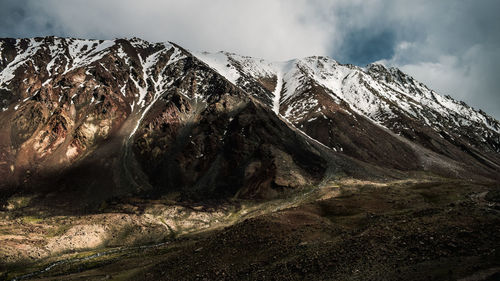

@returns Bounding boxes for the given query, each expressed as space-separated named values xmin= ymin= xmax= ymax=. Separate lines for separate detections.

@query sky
xmin=1 ymin=0 xmax=499 ymax=119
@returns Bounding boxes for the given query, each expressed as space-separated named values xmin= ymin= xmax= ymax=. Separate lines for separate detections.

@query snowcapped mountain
xmin=195 ymin=51 xmax=499 ymax=135
xmin=0 ymin=37 xmax=498 ymax=208
xmin=196 ymin=51 xmax=500 ymax=171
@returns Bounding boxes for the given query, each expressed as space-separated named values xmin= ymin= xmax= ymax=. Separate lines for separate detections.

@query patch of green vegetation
xmin=0 ymin=257 xmax=39 ymax=280
xmin=46 ymin=224 xmax=72 ymax=237
xmin=34 ymin=253 xmax=121 ymax=279
xmin=21 ymin=216 xmax=43 ymax=224
xmin=6 ymin=196 xmax=32 ymax=210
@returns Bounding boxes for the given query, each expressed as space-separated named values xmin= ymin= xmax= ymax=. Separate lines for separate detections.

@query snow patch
xmin=193 ymin=51 xmax=241 ymax=84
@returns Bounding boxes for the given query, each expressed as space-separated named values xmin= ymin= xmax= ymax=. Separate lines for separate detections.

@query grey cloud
xmin=336 ymin=29 xmax=397 ymax=66
xmin=25 ymin=0 xmax=332 ymax=60
xmin=0 ymin=0 xmax=53 ymax=38
xmin=320 ymin=0 xmax=500 ymax=119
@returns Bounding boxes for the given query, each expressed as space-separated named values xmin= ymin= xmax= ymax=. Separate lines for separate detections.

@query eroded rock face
xmin=200 ymin=53 xmax=500 ymax=180
xmin=131 ymin=66 xmax=327 ymax=200
xmin=0 ymin=37 xmax=498 ymax=211
xmin=0 ymin=39 xmax=148 ymax=198
xmin=0 ymin=37 xmax=333 ymax=210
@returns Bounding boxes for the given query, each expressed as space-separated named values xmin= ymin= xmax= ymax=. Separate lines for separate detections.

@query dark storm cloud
xmin=0 ymin=1 xmax=27 ymax=37
xmin=351 ymin=0 xmax=500 ymax=119
xmin=0 ymin=0 xmax=498 ymax=119
xmin=337 ymin=29 xmax=396 ymax=66
xmin=0 ymin=0 xmax=58 ymax=38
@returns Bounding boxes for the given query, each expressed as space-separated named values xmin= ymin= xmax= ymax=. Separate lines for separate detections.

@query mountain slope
xmin=0 ymin=37 xmax=367 ymax=210
xmin=1 ymin=37 xmax=499 ymax=281
xmin=0 ymin=37 xmax=499 ymax=211
xmin=195 ymin=52 xmax=500 ymax=177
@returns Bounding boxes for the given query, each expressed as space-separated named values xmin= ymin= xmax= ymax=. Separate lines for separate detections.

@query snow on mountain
xmin=2 ymin=37 xmax=497 ymax=136
xmin=0 ymin=37 xmax=191 ymax=114
xmin=194 ymin=51 xmax=500 ymax=154
xmin=1 ymin=37 xmax=499 ymax=174
xmin=193 ymin=51 xmax=242 ymax=84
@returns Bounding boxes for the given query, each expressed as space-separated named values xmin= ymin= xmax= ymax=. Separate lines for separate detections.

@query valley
xmin=2 ymin=176 xmax=499 ymax=280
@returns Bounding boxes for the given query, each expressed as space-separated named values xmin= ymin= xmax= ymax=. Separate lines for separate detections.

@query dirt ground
xmin=2 ymin=178 xmax=500 ymax=281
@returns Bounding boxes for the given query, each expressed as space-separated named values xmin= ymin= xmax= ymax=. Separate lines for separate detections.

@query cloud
xmin=392 ymin=44 xmax=500 ymax=119
xmin=22 ymin=0 xmax=332 ymax=61
xmin=319 ymin=0 xmax=500 ymax=118
xmin=0 ymin=0 xmax=499 ymax=118
xmin=337 ymin=29 xmax=397 ymax=66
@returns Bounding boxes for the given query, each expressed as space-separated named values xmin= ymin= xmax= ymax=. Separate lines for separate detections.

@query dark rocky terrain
xmin=0 ymin=37 xmax=499 ymax=280
xmin=3 ymin=178 xmax=499 ymax=281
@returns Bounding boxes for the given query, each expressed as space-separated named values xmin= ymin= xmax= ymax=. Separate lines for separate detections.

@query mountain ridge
xmin=1 ymin=36 xmax=500 ymax=281
xmin=2 ymin=36 xmax=498 ymax=129
xmin=0 ymin=36 xmax=499 ymax=211
xmin=193 ymin=49 xmax=500 ymax=175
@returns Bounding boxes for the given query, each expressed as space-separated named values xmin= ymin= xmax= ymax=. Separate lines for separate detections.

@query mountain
xmin=0 ymin=37 xmax=499 ymax=211
xmin=195 ymin=51 xmax=500 ymax=173
xmin=1 ymin=37 xmax=500 ymax=281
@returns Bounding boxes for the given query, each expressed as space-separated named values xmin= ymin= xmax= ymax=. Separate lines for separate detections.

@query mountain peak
xmin=0 ymin=37 xmax=498 ymax=206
